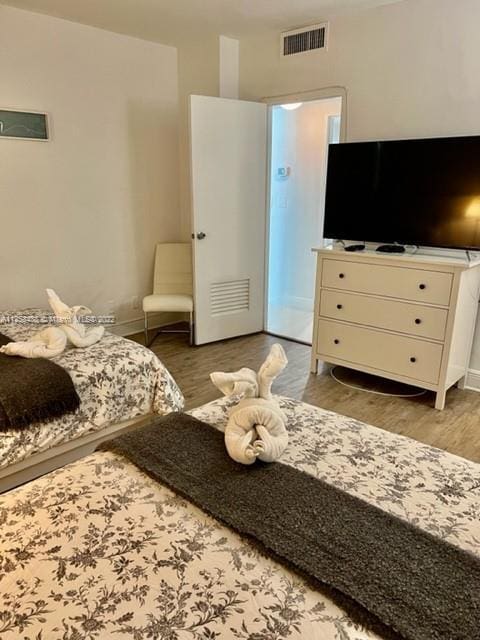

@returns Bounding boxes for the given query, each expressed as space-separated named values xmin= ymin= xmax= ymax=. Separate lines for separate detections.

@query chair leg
xmin=189 ymin=311 xmax=194 ymax=346
xmin=144 ymin=313 xmax=149 ymax=347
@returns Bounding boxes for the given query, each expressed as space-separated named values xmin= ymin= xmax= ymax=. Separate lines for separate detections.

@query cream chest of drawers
xmin=311 ymin=248 xmax=480 ymax=409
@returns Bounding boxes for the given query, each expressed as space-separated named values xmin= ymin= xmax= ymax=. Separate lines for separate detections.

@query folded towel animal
xmin=47 ymin=289 xmax=105 ymax=347
xmin=210 ymin=343 xmax=289 ymax=465
xmin=60 ymin=323 xmax=105 ymax=348
xmin=257 ymin=343 xmax=288 ymax=400
xmin=46 ymin=288 xmax=89 ymax=336
xmin=0 ymin=327 xmax=67 ymax=359
xmin=226 ymin=397 xmax=289 ymax=464
xmin=210 ymin=367 xmax=258 ymax=398
xmin=1 ymin=290 xmax=105 ymax=360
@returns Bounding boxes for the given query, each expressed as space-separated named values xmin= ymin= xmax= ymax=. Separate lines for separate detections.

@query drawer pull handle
xmin=336 ymin=304 xmax=343 ymax=310
xmin=339 ymin=273 xmax=345 ymax=279
xmin=419 ymin=283 xmax=426 ymax=290
xmin=334 ymin=339 xmax=340 ymax=345
xmin=410 ymin=356 xmax=417 ymax=363
xmin=415 ymin=318 xmax=422 ymax=325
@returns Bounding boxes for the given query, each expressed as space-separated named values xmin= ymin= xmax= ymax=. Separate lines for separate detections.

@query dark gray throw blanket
xmin=0 ymin=332 xmax=80 ymax=431
xmin=99 ymin=412 xmax=480 ymax=640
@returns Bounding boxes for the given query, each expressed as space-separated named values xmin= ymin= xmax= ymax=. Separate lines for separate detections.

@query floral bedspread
xmin=0 ymin=396 xmax=478 ymax=639
xmin=0 ymin=309 xmax=184 ymax=469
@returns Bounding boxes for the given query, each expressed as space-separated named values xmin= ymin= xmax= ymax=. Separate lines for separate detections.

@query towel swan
xmin=210 ymin=343 xmax=289 ymax=465
xmin=0 ymin=290 xmax=105 ymax=359
xmin=46 ymin=289 xmax=105 ymax=348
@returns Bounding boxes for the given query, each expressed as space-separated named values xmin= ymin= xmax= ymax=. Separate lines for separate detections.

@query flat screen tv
xmin=323 ymin=135 xmax=480 ymax=251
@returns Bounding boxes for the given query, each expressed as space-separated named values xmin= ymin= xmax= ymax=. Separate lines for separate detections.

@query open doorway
xmin=265 ymin=96 xmax=342 ymax=344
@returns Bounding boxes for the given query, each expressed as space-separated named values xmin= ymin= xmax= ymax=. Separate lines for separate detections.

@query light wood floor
xmin=132 ymin=330 xmax=480 ymax=463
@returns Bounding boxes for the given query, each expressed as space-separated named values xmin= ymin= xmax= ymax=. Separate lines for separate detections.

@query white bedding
xmin=0 ymin=309 xmax=184 ymax=469
xmin=0 ymin=396 xmax=478 ymax=639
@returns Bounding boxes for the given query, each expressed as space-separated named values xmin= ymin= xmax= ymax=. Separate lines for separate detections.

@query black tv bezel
xmin=323 ymin=134 xmax=480 ymax=253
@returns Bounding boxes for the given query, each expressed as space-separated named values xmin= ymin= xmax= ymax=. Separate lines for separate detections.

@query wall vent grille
xmin=211 ymin=279 xmax=250 ymax=317
xmin=281 ymin=23 xmax=328 ymax=56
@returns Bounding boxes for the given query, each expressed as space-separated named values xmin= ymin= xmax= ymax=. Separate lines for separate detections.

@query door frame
xmin=262 ymin=87 xmax=348 ymax=335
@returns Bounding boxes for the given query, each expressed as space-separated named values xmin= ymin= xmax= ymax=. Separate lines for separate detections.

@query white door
xmin=190 ymin=95 xmax=267 ymax=345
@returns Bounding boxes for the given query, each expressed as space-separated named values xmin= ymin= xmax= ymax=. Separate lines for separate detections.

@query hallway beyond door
xmin=266 ymin=97 xmax=342 ymax=344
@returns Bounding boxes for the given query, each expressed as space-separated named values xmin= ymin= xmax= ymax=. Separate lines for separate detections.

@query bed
xmin=0 ymin=396 xmax=478 ymax=639
xmin=0 ymin=309 xmax=184 ymax=492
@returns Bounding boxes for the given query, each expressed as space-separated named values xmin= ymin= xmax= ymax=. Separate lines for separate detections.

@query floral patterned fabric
xmin=193 ymin=397 xmax=480 ymax=555
xmin=0 ymin=396 xmax=478 ymax=639
xmin=0 ymin=309 xmax=184 ymax=469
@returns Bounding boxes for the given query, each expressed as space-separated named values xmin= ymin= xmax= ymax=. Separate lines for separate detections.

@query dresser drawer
xmin=321 ymin=259 xmax=453 ymax=306
xmin=319 ymin=290 xmax=448 ymax=341
xmin=316 ymin=319 xmax=443 ymax=384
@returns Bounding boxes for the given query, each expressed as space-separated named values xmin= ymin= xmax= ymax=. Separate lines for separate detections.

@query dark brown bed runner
xmin=0 ymin=332 xmax=80 ymax=431
xmin=99 ymin=412 xmax=480 ymax=640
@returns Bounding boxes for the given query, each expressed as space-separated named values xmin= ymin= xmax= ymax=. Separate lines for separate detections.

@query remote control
xmin=344 ymin=244 xmax=366 ymax=252
xmin=376 ymin=245 xmax=406 ymax=253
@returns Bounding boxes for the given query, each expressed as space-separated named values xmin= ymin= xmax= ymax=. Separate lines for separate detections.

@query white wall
xmin=0 ymin=6 xmax=180 ymax=329
xmin=240 ymin=0 xmax=480 ymax=142
xmin=241 ymin=0 xmax=480 ymax=370
xmin=219 ymin=36 xmax=240 ymax=99
xmin=176 ymin=34 xmax=240 ymax=240
xmin=177 ymin=35 xmax=220 ymax=240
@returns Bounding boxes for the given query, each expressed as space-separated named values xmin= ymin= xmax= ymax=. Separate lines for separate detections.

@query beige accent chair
xmin=143 ymin=243 xmax=194 ymax=347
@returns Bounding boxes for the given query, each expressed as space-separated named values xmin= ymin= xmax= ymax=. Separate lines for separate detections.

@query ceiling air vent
xmin=281 ymin=23 xmax=328 ymax=57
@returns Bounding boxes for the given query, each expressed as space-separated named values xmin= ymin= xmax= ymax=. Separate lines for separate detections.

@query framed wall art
xmin=0 ymin=109 xmax=49 ymax=140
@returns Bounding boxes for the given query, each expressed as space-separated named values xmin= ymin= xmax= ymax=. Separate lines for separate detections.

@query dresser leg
xmin=457 ymin=375 xmax=467 ymax=390
xmin=310 ymin=356 xmax=318 ymax=374
xmin=434 ymin=390 xmax=446 ymax=411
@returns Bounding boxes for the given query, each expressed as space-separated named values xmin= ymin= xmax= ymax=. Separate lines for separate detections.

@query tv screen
xmin=323 ymin=135 xmax=480 ymax=251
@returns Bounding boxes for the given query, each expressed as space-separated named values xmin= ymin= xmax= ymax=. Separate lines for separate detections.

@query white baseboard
xmin=109 ymin=312 xmax=184 ymax=338
xmin=465 ymin=368 xmax=480 ymax=392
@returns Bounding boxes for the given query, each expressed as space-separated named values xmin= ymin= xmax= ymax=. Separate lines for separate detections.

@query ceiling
xmin=1 ymin=0 xmax=404 ymax=46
